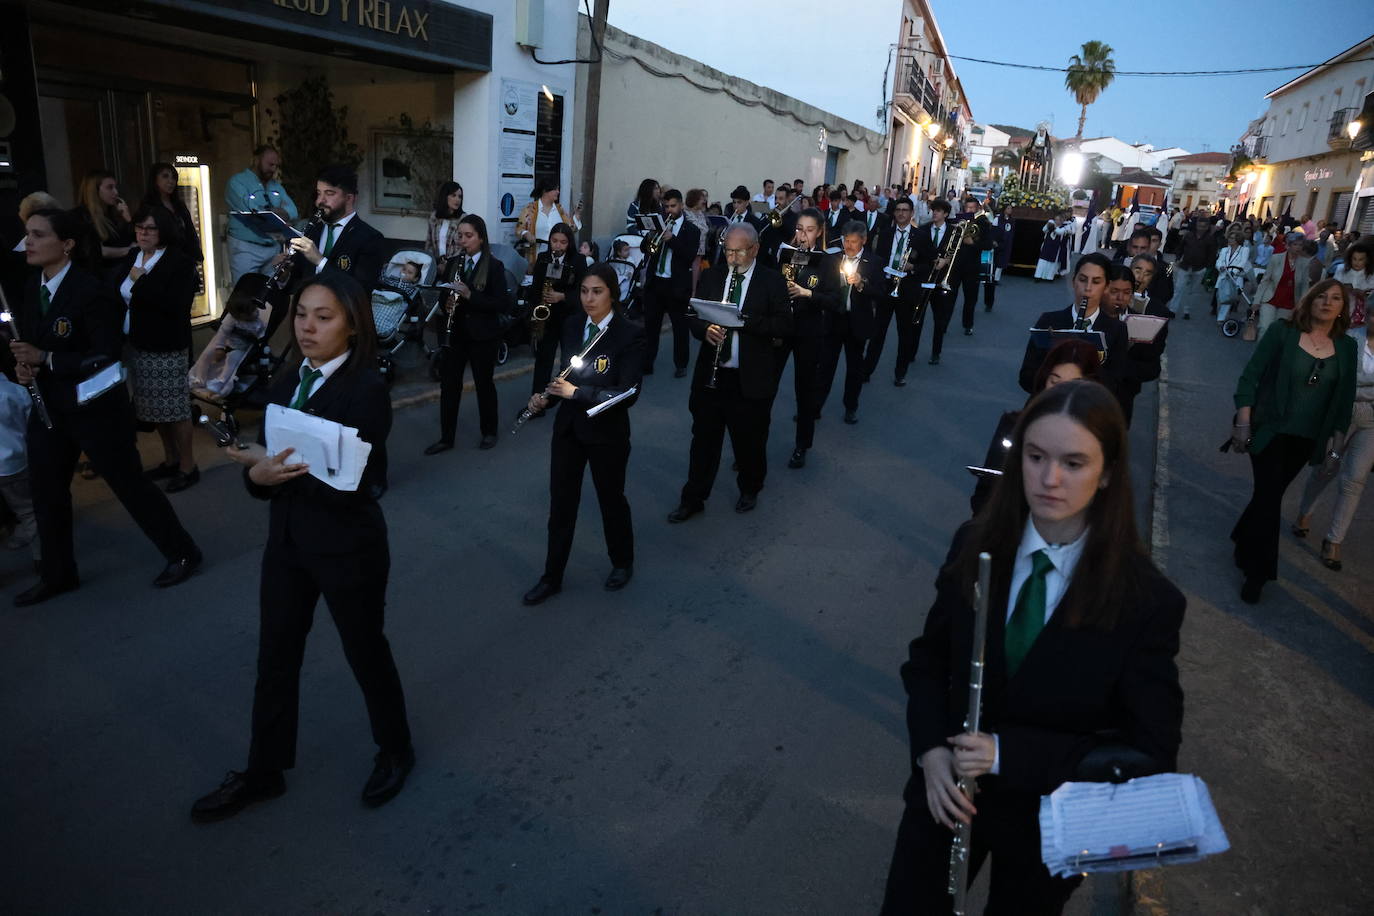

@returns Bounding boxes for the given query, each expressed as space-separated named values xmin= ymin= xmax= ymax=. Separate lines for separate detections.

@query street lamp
xmin=926 ymin=121 xmax=941 ymax=140
xmin=1059 ymin=151 xmax=1084 ymax=187
xmin=943 ymin=135 xmax=953 ymax=149
xmin=1348 ymin=119 xmax=1363 ymax=141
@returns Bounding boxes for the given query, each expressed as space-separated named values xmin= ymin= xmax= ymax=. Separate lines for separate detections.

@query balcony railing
xmin=1246 ymin=136 xmax=1269 ymax=160
xmin=1329 ymin=107 xmax=1356 ymax=148
xmin=896 ymin=59 xmax=948 ymax=126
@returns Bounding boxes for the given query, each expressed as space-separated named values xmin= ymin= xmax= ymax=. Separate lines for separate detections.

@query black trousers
xmin=984 ymin=270 xmax=1000 ymax=307
xmin=774 ymin=335 xmax=824 ymax=449
xmin=1231 ymin=432 xmax=1313 ymax=582
xmin=816 ymin=318 xmax=867 ymax=414
xmin=953 ymin=270 xmax=981 ymax=330
xmin=682 ymin=369 xmax=771 ymax=503
xmin=28 ymin=401 xmax=198 ymax=585
xmin=544 ymin=427 xmax=634 ymax=583
xmin=530 ymin=323 xmax=567 ymax=395
xmin=881 ymin=776 xmax=1083 ymax=915
xmin=437 ymin=336 xmax=499 ymax=440
xmin=916 ymin=289 xmax=956 ymax=360
xmin=642 ymin=285 xmax=690 ymax=373
xmin=248 ymin=540 xmax=411 ymax=772
xmin=864 ymin=293 xmax=917 ymax=380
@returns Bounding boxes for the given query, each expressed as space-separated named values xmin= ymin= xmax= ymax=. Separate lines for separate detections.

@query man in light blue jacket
xmin=224 ymin=145 xmax=298 ymax=283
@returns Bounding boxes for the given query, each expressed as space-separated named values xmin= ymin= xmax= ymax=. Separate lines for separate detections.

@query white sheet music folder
xmin=264 ymin=404 xmax=372 ymax=492
xmin=689 ymin=299 xmax=744 ymax=328
xmin=586 ymin=386 xmax=637 ymax=418
xmin=1039 ymin=773 xmax=1229 ymax=878
xmin=1125 ymin=314 xmax=1168 ymax=343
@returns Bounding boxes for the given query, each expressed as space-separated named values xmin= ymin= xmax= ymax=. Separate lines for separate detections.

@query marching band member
xmin=862 ymin=197 xmax=920 ymax=385
xmin=758 ymin=186 xmax=798 ymax=269
xmin=640 ymin=189 xmax=700 ymax=378
xmin=1019 ymin=252 xmax=1129 ymax=399
xmin=726 ymin=185 xmax=763 ymax=230
xmin=912 ymin=199 xmax=961 ymax=367
xmin=426 ymin=214 xmax=511 ymax=455
xmin=9 ymin=208 xmax=201 ymax=607
xmin=521 ymin=264 xmax=645 ymax=605
xmin=779 ymin=208 xmax=842 ymax=469
xmin=882 ymin=379 xmax=1185 ymax=915
xmin=668 ymin=223 xmax=791 ymax=521
xmin=948 ymin=198 xmax=995 ymax=339
xmin=815 ymin=220 xmax=883 ymax=424
xmin=528 ymin=222 xmax=588 ymax=404
xmin=288 ymin=165 xmax=385 ymax=288
xmin=191 ymin=273 xmax=413 ymax=821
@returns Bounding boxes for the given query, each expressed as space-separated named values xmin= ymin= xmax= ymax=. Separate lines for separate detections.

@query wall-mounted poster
xmin=499 ymin=79 xmax=539 ymax=242
xmin=371 ymin=128 xmax=454 ymax=215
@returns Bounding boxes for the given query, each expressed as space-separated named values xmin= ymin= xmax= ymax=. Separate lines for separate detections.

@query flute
xmin=511 ymin=323 xmax=610 ymax=433
xmin=0 ymin=289 xmax=54 ymax=430
xmin=948 ymin=552 xmax=992 ymax=914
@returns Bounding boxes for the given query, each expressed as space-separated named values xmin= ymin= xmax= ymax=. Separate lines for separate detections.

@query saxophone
xmin=530 ymin=257 xmax=563 ymax=343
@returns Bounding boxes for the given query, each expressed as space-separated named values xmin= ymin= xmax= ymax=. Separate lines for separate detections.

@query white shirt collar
xmin=585 ymin=311 xmax=613 ymax=333
xmin=303 ymin=348 xmax=352 ymax=384
xmin=329 ymin=211 xmax=357 ymax=232
xmin=42 ymin=260 xmax=74 ymax=300
xmin=1019 ymin=515 xmax=1089 ymax=564
xmin=136 ymin=247 xmax=166 ymax=271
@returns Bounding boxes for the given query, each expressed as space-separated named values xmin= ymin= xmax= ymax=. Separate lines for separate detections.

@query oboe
xmin=0 ymin=288 xmax=53 ymax=430
xmin=948 ymin=551 xmax=992 ymax=915
xmin=511 ymin=324 xmax=610 ymax=433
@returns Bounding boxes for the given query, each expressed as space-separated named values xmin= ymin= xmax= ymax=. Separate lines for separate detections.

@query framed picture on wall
xmin=371 ymin=128 xmax=454 ymax=215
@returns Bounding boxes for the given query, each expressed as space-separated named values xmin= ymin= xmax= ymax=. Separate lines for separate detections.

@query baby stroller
xmin=371 ymin=249 xmax=438 ymax=384
xmin=609 ymin=232 xmax=647 ymax=318
xmin=189 ymin=270 xmax=294 ymax=438
xmin=1218 ymin=265 xmax=1255 ymax=339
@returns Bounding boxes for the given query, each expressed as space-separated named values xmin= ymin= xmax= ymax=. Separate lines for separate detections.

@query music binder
xmin=586 ymin=386 xmax=637 ymax=418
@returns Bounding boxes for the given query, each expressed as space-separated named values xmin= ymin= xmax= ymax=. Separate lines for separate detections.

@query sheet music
xmin=689 ymin=299 xmax=745 ymax=329
xmin=264 ymin=404 xmax=372 ymax=492
xmin=76 ymin=362 xmax=125 ymax=405
xmin=1039 ymin=773 xmax=1229 ymax=878
xmin=586 ymin=386 xmax=638 ymax=418
xmin=1126 ymin=314 xmax=1168 ymax=343
xmin=1028 ymin=328 xmax=1110 ymax=354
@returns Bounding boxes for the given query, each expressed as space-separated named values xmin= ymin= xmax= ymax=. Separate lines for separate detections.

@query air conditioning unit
xmin=515 ymin=0 xmax=545 ymax=49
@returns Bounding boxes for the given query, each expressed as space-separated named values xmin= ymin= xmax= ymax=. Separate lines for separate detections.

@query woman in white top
xmin=1331 ymin=238 xmax=1374 ymax=335
xmin=426 ymin=181 xmax=465 ymax=269
xmin=516 ymin=180 xmax=582 ymax=269
xmin=1214 ymin=224 xmax=1252 ymax=326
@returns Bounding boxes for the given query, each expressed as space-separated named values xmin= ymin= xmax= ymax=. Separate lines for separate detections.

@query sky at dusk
xmin=606 ymin=0 xmax=1374 ymax=154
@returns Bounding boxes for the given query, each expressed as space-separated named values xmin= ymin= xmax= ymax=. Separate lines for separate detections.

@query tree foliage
xmin=1064 ymin=41 xmax=1117 ymax=140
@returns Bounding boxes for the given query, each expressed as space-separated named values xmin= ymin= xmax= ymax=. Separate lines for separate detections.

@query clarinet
xmin=948 ymin=552 xmax=993 ymax=915
xmin=706 ymin=271 xmax=740 ymax=390
xmin=0 ymin=289 xmax=53 ymax=430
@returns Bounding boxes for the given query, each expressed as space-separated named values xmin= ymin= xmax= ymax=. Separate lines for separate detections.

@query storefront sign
xmin=1303 ymin=167 xmax=1334 ymax=181
xmin=131 ymin=0 xmax=492 ymax=71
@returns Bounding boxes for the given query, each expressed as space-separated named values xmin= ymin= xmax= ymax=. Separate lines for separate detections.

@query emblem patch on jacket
xmin=53 ymin=317 xmax=72 ymax=338
xmin=594 ymin=355 xmax=610 ymax=374
xmin=336 ymin=255 xmax=352 ymax=272
xmin=806 ymin=275 xmax=819 ymax=289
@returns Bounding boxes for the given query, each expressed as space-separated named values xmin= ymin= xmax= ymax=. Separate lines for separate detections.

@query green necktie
xmin=39 ymin=285 xmax=51 ymax=316
xmin=323 ymin=223 xmax=337 ymax=256
xmin=290 ymin=368 xmax=323 ymax=410
xmin=1005 ymin=549 xmax=1054 ymax=677
xmin=463 ymin=255 xmax=474 ymax=280
xmin=1074 ymin=315 xmax=1091 ymax=330
xmin=891 ymin=229 xmax=906 ymax=269
xmin=584 ymin=321 xmax=597 ymax=346
xmin=727 ymin=270 xmax=742 ymax=305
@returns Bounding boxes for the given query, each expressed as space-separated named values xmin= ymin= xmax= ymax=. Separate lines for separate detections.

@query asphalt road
xmin=0 ymin=274 xmax=1368 ymax=915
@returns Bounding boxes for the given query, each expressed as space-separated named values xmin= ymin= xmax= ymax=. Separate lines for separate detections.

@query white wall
xmin=1260 ymin=45 xmax=1374 ymax=164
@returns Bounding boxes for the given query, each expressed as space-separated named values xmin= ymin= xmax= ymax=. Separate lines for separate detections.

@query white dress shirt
xmin=655 ymin=215 xmax=683 ymax=279
xmin=41 ymin=259 xmax=73 ymax=303
xmin=297 ymin=348 xmax=352 ymax=404
xmin=119 ymin=247 xmax=165 ymax=305
xmin=718 ymin=261 xmax=755 ymax=369
xmin=889 ymin=226 xmax=912 ymax=297
xmin=314 ymin=210 xmax=357 ymax=274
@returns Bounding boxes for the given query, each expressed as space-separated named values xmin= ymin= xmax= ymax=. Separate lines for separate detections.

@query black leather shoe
xmin=191 ymin=769 xmax=285 ymax=823
xmin=734 ymin=492 xmax=757 ymax=513
xmin=964 ymin=328 xmax=973 ymax=336
xmin=861 ymin=372 xmax=872 ymax=384
xmin=523 ymin=578 xmax=561 ymax=605
xmin=165 ymin=466 xmax=200 ymax=493
xmin=145 ymin=462 xmax=178 ymax=481
xmin=787 ymin=448 xmax=807 ymax=469
xmin=984 ymin=305 xmax=993 ymax=312
xmin=362 ymin=747 xmax=415 ymax=808
xmin=1240 ymin=577 xmax=1263 ymax=604
xmin=667 ymin=502 xmax=704 ymax=524
xmin=843 ymin=410 xmax=858 ymax=424
xmin=478 ymin=434 xmax=498 ymax=450
xmin=673 ymin=367 xmax=687 ymax=378
xmin=154 ymin=552 xmax=202 ymax=588
xmin=13 ymin=578 xmax=79 ymax=607
xmin=893 ymin=376 xmax=907 ymax=387
xmin=423 ymin=440 xmax=454 ymax=456
xmin=929 ymin=354 xmax=941 ymax=365
xmin=604 ymin=566 xmax=633 ymax=591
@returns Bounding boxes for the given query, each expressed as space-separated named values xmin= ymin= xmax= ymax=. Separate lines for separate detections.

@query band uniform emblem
xmin=806 ymin=274 xmax=819 ymax=289
xmin=336 ymin=255 xmax=352 ymax=272
xmin=594 ymin=355 xmax=610 ymax=374
xmin=53 ymin=317 xmax=73 ymax=338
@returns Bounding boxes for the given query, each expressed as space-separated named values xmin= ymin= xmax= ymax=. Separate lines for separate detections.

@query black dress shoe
xmin=787 ymin=448 xmax=807 ymax=469
xmin=964 ymin=328 xmax=973 ymax=336
xmin=478 ymin=434 xmax=498 ymax=450
xmin=523 ymin=578 xmax=562 ymax=605
xmin=893 ymin=376 xmax=907 ymax=387
xmin=673 ymin=367 xmax=687 ymax=378
xmin=423 ymin=440 xmax=454 ymax=456
xmin=667 ymin=502 xmax=704 ymax=523
xmin=145 ymin=462 xmax=179 ymax=481
xmin=362 ymin=747 xmax=415 ymax=808
xmin=1240 ymin=577 xmax=1263 ymax=604
xmin=929 ymin=354 xmax=941 ymax=365
xmin=984 ymin=305 xmax=993 ymax=312
xmin=861 ymin=372 xmax=872 ymax=384
xmin=190 ymin=769 xmax=285 ymax=823
xmin=735 ymin=492 xmax=757 ymax=513
xmin=165 ymin=466 xmax=200 ymax=493
xmin=13 ymin=578 xmax=79 ymax=607
xmin=604 ymin=566 xmax=633 ymax=591
xmin=154 ymin=552 xmax=202 ymax=588
xmin=843 ymin=410 xmax=858 ymax=424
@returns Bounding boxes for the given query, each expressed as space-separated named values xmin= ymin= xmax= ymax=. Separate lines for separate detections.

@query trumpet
xmin=948 ymin=552 xmax=993 ymax=914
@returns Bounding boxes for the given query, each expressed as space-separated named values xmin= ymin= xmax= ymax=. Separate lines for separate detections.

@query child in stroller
xmin=371 ymin=249 xmax=438 ymax=381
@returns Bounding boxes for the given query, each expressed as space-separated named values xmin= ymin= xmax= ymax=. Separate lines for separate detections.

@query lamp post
xmin=1348 ymin=119 xmax=1363 ymax=141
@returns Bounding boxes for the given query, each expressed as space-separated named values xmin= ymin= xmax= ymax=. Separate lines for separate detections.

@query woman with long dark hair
xmin=882 ymin=379 xmax=1185 ymax=915
xmin=516 ymin=180 xmax=581 ymax=269
xmin=522 ymin=263 xmax=645 ymax=605
xmin=425 ymin=214 xmax=511 ymax=455
xmin=426 ymin=180 xmax=465 ymax=267
xmin=625 ymin=178 xmax=661 ymax=231
xmin=528 ymin=222 xmax=587 ymax=403
xmin=192 ymin=272 xmax=413 ymax=821
xmin=140 ymin=162 xmax=203 ymax=263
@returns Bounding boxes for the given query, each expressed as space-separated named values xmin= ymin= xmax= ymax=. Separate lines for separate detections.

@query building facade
xmin=1229 ymin=36 xmax=1373 ymax=227
xmin=966 ymin=123 xmax=1010 ymax=181
xmin=1166 ymin=152 xmax=1231 ymax=212
xmin=885 ymin=0 xmax=972 ymax=196
xmin=2 ymin=0 xmax=581 ymax=320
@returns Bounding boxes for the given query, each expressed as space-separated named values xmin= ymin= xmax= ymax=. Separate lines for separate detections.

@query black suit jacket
xmin=824 ymin=207 xmax=858 ymax=242
xmin=445 ymin=250 xmax=512 ymax=342
xmin=783 ymin=249 xmax=842 ymax=337
xmin=914 ymin=220 xmax=977 ymax=278
xmin=246 ymin=359 xmax=391 ymax=555
xmin=690 ymin=263 xmax=792 ymax=400
xmin=114 ymin=248 xmax=196 ymax=352
xmin=531 ymin=252 xmax=587 ymax=329
xmin=861 ymin=209 xmax=891 ymax=251
xmin=642 ymin=217 xmax=700 ymax=296
xmin=1019 ymin=306 xmax=1130 ymax=396
xmin=875 ymin=222 xmax=922 ymax=302
xmin=553 ymin=312 xmax=645 ymax=446
xmin=831 ymin=254 xmax=884 ymax=340
xmin=19 ymin=265 xmax=124 ymax=414
xmin=1119 ymin=299 xmax=1172 ymax=400
xmin=902 ymin=530 xmax=1185 ymax=793
xmin=297 ymin=214 xmax=385 ymax=288
xmin=757 ymin=210 xmax=799 ymax=269
xmin=723 ymin=209 xmax=764 ymax=233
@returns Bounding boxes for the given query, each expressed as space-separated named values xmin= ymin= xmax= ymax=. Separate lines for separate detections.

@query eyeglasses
xmin=722 ymin=248 xmax=753 ymax=255
xmin=1307 ymin=359 xmax=1325 ymax=387
xmin=134 ymin=225 xmax=159 ymax=234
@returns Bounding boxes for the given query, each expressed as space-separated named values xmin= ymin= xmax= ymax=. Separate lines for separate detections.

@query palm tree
xmin=1065 ymin=41 xmax=1116 ymax=139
